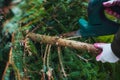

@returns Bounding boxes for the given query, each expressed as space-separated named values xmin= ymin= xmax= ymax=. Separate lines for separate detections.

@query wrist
xmin=109 ymin=44 xmax=119 ymax=61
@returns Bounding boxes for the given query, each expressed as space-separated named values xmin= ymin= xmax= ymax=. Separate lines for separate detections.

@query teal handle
xmin=79 ymin=0 xmax=120 ymax=37
xmin=79 ymin=19 xmax=119 ymax=37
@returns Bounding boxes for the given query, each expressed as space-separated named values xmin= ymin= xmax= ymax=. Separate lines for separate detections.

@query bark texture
xmin=27 ymin=33 xmax=101 ymax=54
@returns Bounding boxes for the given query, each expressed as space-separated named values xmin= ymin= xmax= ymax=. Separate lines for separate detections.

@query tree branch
xmin=27 ymin=33 xmax=101 ymax=54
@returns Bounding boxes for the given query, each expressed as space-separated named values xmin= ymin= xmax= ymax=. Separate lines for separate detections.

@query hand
xmin=103 ymin=0 xmax=120 ymax=18
xmin=94 ymin=43 xmax=119 ymax=63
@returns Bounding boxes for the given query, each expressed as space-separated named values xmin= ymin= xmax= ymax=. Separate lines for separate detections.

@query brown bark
xmin=27 ymin=33 xmax=101 ymax=54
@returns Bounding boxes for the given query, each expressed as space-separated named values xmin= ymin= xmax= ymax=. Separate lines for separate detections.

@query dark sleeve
xmin=111 ymin=28 xmax=120 ymax=58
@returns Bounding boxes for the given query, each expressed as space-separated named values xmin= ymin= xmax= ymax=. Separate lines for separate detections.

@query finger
xmin=96 ymin=53 xmax=102 ymax=61
xmin=116 ymin=14 xmax=120 ymax=18
xmin=103 ymin=0 xmax=114 ymax=7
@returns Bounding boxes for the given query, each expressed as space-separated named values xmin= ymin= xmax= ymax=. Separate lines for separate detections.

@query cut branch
xmin=27 ymin=33 xmax=101 ymax=54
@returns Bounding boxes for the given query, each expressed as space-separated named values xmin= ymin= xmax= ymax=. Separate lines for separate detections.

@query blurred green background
xmin=0 ymin=0 xmax=120 ymax=80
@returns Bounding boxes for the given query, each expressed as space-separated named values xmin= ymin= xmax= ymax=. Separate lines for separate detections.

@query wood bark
xmin=27 ymin=33 xmax=101 ymax=54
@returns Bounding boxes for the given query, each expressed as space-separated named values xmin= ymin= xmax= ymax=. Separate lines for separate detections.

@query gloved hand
xmin=94 ymin=43 xmax=119 ymax=63
xmin=103 ymin=0 xmax=120 ymax=18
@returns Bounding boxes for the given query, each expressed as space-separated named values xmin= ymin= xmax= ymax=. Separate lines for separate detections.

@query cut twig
xmin=59 ymin=30 xmax=78 ymax=38
xmin=46 ymin=45 xmax=53 ymax=80
xmin=76 ymin=54 xmax=90 ymax=62
xmin=43 ymin=44 xmax=49 ymax=66
xmin=2 ymin=48 xmax=12 ymax=80
xmin=47 ymin=45 xmax=51 ymax=69
xmin=58 ymin=47 xmax=67 ymax=78
xmin=27 ymin=33 xmax=101 ymax=54
xmin=42 ymin=44 xmax=49 ymax=79
xmin=2 ymin=33 xmax=21 ymax=80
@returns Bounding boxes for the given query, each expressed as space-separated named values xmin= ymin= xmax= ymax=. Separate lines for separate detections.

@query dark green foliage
xmin=0 ymin=0 xmax=120 ymax=80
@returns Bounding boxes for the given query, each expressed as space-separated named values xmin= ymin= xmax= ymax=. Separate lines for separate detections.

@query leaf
xmin=27 ymin=39 xmax=38 ymax=55
xmin=69 ymin=71 xmax=80 ymax=78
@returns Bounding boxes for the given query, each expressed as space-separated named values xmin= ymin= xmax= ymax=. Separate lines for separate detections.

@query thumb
xmin=94 ymin=43 xmax=105 ymax=49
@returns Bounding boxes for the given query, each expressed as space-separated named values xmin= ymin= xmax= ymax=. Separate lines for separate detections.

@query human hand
xmin=94 ymin=43 xmax=119 ymax=63
xmin=103 ymin=0 xmax=120 ymax=18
